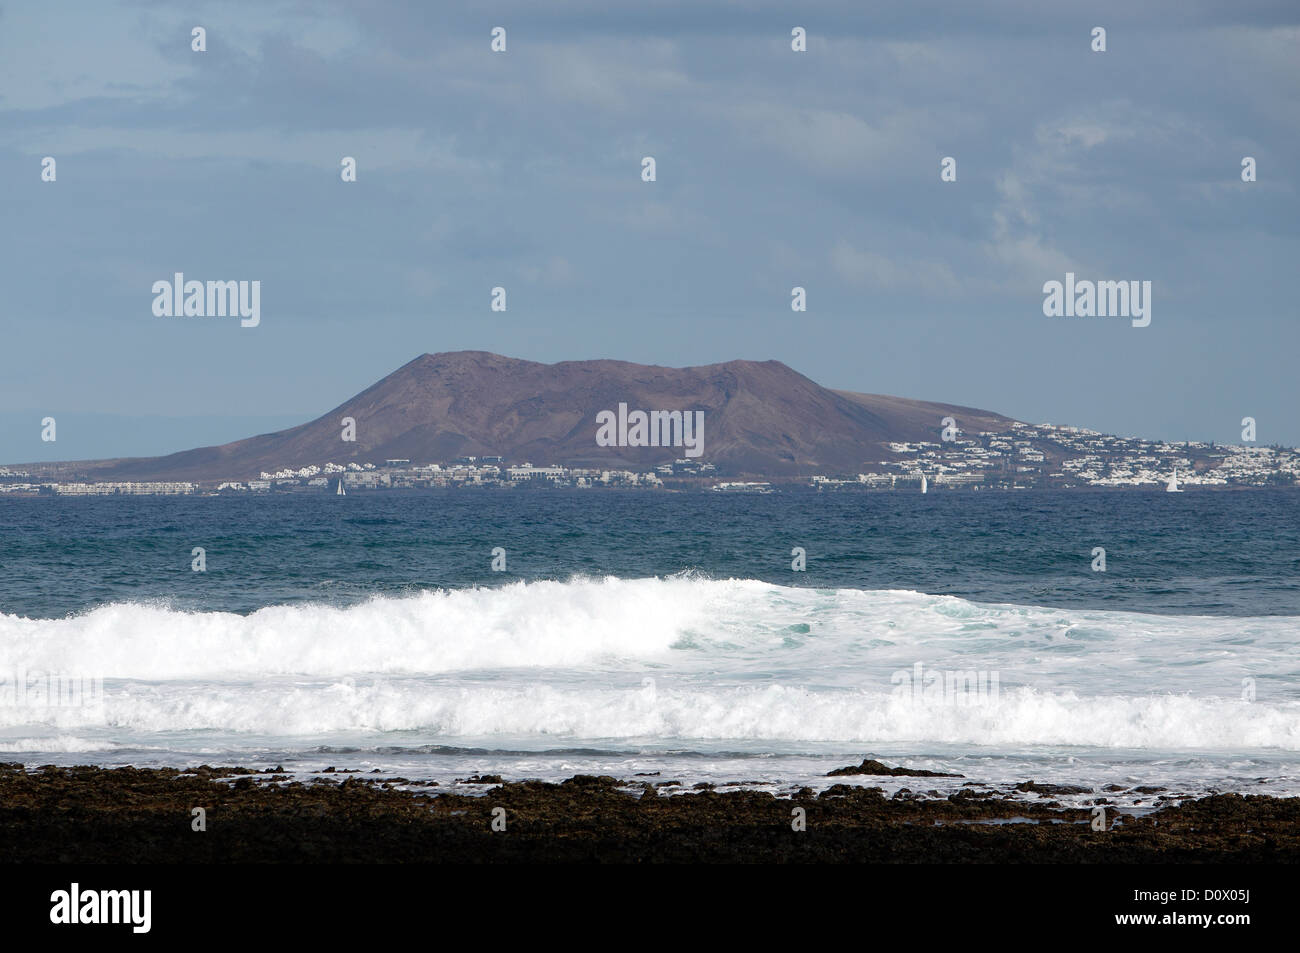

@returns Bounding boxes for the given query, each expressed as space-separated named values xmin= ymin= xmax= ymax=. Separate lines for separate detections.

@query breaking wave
xmin=3 ymin=576 xmax=1298 ymax=750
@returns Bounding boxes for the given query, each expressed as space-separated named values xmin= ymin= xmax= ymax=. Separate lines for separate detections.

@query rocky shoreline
xmin=2 ymin=762 xmax=1297 ymax=863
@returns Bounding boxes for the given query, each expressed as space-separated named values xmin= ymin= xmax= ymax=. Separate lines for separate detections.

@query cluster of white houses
xmin=249 ymin=461 xmax=670 ymax=490
xmin=206 ymin=457 xmax=720 ymax=492
xmin=831 ymin=422 xmax=1300 ymax=489
xmin=0 ymin=481 xmax=197 ymax=496
xmin=4 ymin=429 xmax=1300 ymax=495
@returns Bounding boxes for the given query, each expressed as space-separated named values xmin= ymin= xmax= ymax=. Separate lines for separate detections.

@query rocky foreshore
xmin=2 ymin=763 xmax=1297 ymax=863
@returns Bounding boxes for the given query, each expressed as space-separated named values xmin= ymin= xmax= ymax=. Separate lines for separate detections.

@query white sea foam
xmin=2 ymin=681 xmax=1298 ymax=751
xmin=0 ymin=576 xmax=706 ymax=677
xmin=2 ymin=576 xmax=1298 ymax=752
xmin=0 ymin=736 xmax=121 ymax=753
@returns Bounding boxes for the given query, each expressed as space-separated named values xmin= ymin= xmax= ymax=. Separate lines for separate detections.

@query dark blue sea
xmin=2 ymin=489 xmax=1298 ymax=805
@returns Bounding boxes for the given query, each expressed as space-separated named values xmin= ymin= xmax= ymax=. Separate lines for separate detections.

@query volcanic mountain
xmin=35 ymin=351 xmax=1019 ymax=481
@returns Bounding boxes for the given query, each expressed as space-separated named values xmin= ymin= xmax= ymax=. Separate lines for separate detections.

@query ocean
xmin=2 ymin=489 xmax=1298 ymax=807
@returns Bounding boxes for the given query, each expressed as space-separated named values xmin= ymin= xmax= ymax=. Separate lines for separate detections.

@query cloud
xmin=519 ymin=256 xmax=575 ymax=286
xmin=831 ymin=241 xmax=961 ymax=295
xmin=727 ymin=102 xmax=914 ymax=177
xmin=530 ymin=39 xmax=690 ymax=111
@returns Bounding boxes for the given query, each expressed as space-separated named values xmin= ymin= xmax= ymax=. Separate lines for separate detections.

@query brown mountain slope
xmin=37 ymin=352 xmax=1021 ymax=481
xmin=831 ymin=390 xmax=1017 ymax=441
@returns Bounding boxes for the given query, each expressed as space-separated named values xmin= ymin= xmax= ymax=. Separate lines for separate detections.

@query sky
xmin=2 ymin=0 xmax=1297 ymax=461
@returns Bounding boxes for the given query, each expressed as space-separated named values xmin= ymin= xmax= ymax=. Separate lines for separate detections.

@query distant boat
xmin=920 ymin=473 xmax=928 ymax=494
xmin=337 ymin=479 xmax=346 ymax=496
xmin=1166 ymin=469 xmax=1183 ymax=493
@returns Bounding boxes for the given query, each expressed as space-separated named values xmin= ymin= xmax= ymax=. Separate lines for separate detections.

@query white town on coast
xmin=3 ymin=421 xmax=1299 ymax=496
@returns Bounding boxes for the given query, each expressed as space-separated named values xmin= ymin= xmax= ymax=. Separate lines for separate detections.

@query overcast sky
xmin=2 ymin=0 xmax=1297 ymax=460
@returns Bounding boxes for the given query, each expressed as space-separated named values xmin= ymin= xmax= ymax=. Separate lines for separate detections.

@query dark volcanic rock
xmin=828 ymin=759 xmax=963 ymax=778
xmin=1 ymin=766 xmax=1297 ymax=863
xmin=1015 ymin=781 xmax=1093 ymax=796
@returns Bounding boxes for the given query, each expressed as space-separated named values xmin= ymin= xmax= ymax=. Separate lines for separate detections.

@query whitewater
xmin=2 ymin=575 xmax=1298 ymax=800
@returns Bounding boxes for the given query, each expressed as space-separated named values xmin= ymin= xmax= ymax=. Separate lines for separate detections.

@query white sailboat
xmin=337 ymin=479 xmax=346 ymax=496
xmin=1165 ymin=469 xmax=1183 ymax=493
xmin=920 ymin=473 xmax=928 ymax=494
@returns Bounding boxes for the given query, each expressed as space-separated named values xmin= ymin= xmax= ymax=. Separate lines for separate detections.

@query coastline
xmin=3 ymin=763 xmax=1296 ymax=863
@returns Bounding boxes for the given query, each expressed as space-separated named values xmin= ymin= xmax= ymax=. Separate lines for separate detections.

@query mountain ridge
xmin=6 ymin=351 xmax=1020 ymax=481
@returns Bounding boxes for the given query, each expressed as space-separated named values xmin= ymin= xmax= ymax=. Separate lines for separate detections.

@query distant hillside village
xmin=0 ymin=458 xmax=714 ymax=496
xmin=814 ymin=421 xmax=1300 ymax=490
xmin=3 ymin=422 xmax=1298 ymax=496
